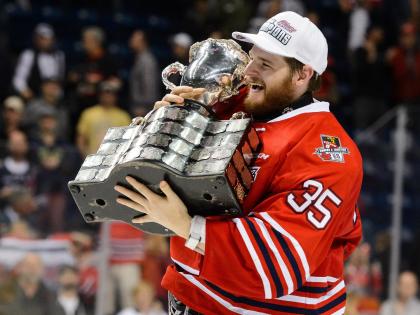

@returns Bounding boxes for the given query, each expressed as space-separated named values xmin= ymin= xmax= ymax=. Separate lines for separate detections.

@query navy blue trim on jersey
xmin=244 ymin=218 xmax=284 ymax=297
xmin=204 ymin=280 xmax=346 ymax=314
xmin=270 ymin=227 xmax=303 ymax=288
xmin=297 ymin=285 xmax=333 ymax=294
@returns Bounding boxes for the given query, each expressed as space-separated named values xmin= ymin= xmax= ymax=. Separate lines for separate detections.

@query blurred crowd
xmin=0 ymin=0 xmax=419 ymax=314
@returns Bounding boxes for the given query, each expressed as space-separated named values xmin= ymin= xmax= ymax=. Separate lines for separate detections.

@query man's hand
xmin=114 ymin=176 xmax=192 ymax=239
xmin=154 ymin=86 xmax=206 ymax=109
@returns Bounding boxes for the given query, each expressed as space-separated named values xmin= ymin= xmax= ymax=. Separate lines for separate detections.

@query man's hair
xmin=284 ymin=57 xmax=322 ymax=92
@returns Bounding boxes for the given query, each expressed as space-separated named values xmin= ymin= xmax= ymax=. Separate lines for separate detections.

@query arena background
xmin=0 ymin=0 xmax=419 ymax=314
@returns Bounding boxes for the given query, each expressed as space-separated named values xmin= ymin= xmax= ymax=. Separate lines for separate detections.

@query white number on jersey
xmin=287 ymin=179 xmax=341 ymax=229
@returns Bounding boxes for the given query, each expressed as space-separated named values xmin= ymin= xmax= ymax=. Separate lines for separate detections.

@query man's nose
xmin=244 ymin=60 xmax=258 ymax=76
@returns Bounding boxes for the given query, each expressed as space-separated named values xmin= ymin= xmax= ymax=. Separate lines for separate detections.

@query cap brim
xmin=232 ymin=31 xmax=295 ymax=59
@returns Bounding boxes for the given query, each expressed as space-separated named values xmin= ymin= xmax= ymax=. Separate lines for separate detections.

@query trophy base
xmin=68 ymin=160 xmax=242 ymax=236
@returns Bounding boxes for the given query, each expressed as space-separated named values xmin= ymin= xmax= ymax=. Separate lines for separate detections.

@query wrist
xmin=173 ymin=215 xmax=192 ymax=239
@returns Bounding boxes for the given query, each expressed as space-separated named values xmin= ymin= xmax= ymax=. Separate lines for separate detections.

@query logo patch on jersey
xmin=314 ymin=135 xmax=349 ymax=163
xmin=250 ymin=166 xmax=261 ymax=180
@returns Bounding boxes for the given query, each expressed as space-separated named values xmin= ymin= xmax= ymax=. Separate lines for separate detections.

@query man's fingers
xmin=116 ymin=197 xmax=147 ymax=213
xmin=162 ymin=94 xmax=184 ymax=104
xmin=154 ymin=100 xmax=170 ymax=109
xmin=132 ymin=214 xmax=154 ymax=224
xmin=159 ymin=181 xmax=178 ymax=200
xmin=171 ymin=86 xmax=194 ymax=95
xmin=125 ymin=176 xmax=155 ymax=201
xmin=179 ymin=88 xmax=206 ymax=100
xmin=114 ymin=185 xmax=146 ymax=206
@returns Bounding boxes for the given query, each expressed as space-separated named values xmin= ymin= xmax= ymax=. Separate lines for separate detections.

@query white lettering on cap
xmin=260 ymin=18 xmax=294 ymax=46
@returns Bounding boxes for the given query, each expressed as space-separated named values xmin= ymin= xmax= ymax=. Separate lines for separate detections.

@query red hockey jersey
xmin=162 ymin=101 xmax=363 ymax=315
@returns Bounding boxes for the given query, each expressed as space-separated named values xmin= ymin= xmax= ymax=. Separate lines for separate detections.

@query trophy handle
xmin=161 ymin=62 xmax=186 ymax=90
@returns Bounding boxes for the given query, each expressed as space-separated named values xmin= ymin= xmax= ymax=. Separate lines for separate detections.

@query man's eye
xmin=262 ymin=63 xmax=270 ymax=68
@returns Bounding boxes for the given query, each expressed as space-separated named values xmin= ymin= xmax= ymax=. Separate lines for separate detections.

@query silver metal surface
xmin=161 ymin=38 xmax=250 ymax=107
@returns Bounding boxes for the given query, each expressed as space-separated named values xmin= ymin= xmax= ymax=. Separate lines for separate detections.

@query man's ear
xmin=295 ymin=65 xmax=314 ymax=87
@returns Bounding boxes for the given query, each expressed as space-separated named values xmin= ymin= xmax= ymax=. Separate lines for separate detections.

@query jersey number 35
xmin=287 ymin=179 xmax=341 ymax=229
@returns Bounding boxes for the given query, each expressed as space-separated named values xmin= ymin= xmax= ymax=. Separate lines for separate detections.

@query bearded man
xmin=115 ymin=11 xmax=363 ymax=315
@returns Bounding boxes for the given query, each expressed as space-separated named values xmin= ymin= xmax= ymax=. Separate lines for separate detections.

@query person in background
xmin=170 ymin=33 xmax=193 ymax=66
xmin=0 ymin=130 xmax=37 ymax=209
xmin=50 ymin=265 xmax=88 ymax=315
xmin=352 ymin=25 xmax=389 ymax=130
xmin=387 ymin=22 xmax=420 ymax=105
xmin=379 ymin=271 xmax=420 ymax=315
xmin=0 ymin=96 xmax=26 ymax=154
xmin=68 ymin=26 xmax=120 ymax=116
xmin=69 ymin=231 xmax=98 ymax=314
xmin=117 ymin=281 xmax=167 ymax=315
xmin=129 ymin=30 xmax=159 ymax=117
xmin=1 ymin=252 xmax=54 ymax=315
xmin=104 ymin=222 xmax=146 ymax=315
xmin=32 ymin=110 xmax=70 ymax=233
xmin=12 ymin=23 xmax=65 ymax=100
xmin=347 ymin=0 xmax=371 ymax=53
xmin=76 ymin=80 xmax=131 ymax=156
xmin=24 ymin=78 xmax=69 ymax=141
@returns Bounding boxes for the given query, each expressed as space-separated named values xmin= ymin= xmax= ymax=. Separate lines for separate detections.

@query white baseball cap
xmin=232 ymin=11 xmax=328 ymax=74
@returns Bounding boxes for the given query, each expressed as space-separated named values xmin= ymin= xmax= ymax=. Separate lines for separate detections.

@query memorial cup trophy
xmin=68 ymin=38 xmax=261 ymax=235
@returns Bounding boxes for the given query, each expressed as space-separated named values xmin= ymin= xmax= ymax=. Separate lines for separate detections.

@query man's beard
xmin=243 ymin=75 xmax=295 ymax=120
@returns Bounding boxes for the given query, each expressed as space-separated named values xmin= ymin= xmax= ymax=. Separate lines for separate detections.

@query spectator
xmin=379 ymin=271 xmax=420 ymax=315
xmin=0 ymin=130 xmax=37 ymax=212
xmin=249 ymin=0 xmax=306 ymax=32
xmin=12 ymin=23 xmax=65 ymax=100
xmin=184 ymin=0 xmax=220 ymax=40
xmin=32 ymin=111 xmax=72 ymax=233
xmin=387 ymin=22 xmax=420 ymax=104
xmin=345 ymin=242 xmax=383 ymax=297
xmin=168 ymin=33 xmax=193 ymax=88
xmin=69 ymin=231 xmax=98 ymax=314
xmin=352 ymin=25 xmax=389 ymax=130
xmin=24 ymin=78 xmax=69 ymax=141
xmin=117 ymin=281 xmax=167 ymax=315
xmin=2 ymin=187 xmax=38 ymax=231
xmin=128 ymin=30 xmax=160 ymax=117
xmin=0 ymin=96 xmax=26 ymax=151
xmin=141 ymin=235 xmax=170 ymax=304
xmin=50 ymin=265 xmax=88 ymax=315
xmin=170 ymin=33 xmax=192 ymax=65
xmin=1 ymin=252 xmax=54 ymax=315
xmin=104 ymin=222 xmax=146 ymax=314
xmin=68 ymin=26 xmax=120 ymax=114
xmin=76 ymin=80 xmax=131 ymax=156
xmin=348 ymin=0 xmax=371 ymax=52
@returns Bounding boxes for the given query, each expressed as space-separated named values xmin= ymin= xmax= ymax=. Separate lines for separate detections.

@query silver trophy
xmin=68 ymin=39 xmax=259 ymax=235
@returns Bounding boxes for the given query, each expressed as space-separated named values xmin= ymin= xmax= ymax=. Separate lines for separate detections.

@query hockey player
xmin=115 ymin=11 xmax=363 ymax=315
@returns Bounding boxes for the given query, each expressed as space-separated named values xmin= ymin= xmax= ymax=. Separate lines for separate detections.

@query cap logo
xmin=260 ymin=18 xmax=292 ymax=46
xmin=277 ymin=20 xmax=296 ymax=33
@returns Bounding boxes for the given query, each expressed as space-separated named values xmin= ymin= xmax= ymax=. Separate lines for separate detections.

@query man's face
xmin=42 ymin=81 xmax=61 ymax=103
xmin=3 ymin=108 xmax=22 ymax=125
xmin=244 ymin=46 xmax=296 ymax=118
xmin=99 ymin=90 xmax=117 ymax=107
xmin=83 ymin=32 xmax=100 ymax=54
xmin=17 ymin=253 xmax=44 ymax=284
xmin=129 ymin=31 xmax=146 ymax=52
xmin=398 ymin=272 xmax=418 ymax=301
xmin=35 ymin=35 xmax=54 ymax=51
xmin=8 ymin=131 xmax=28 ymax=159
